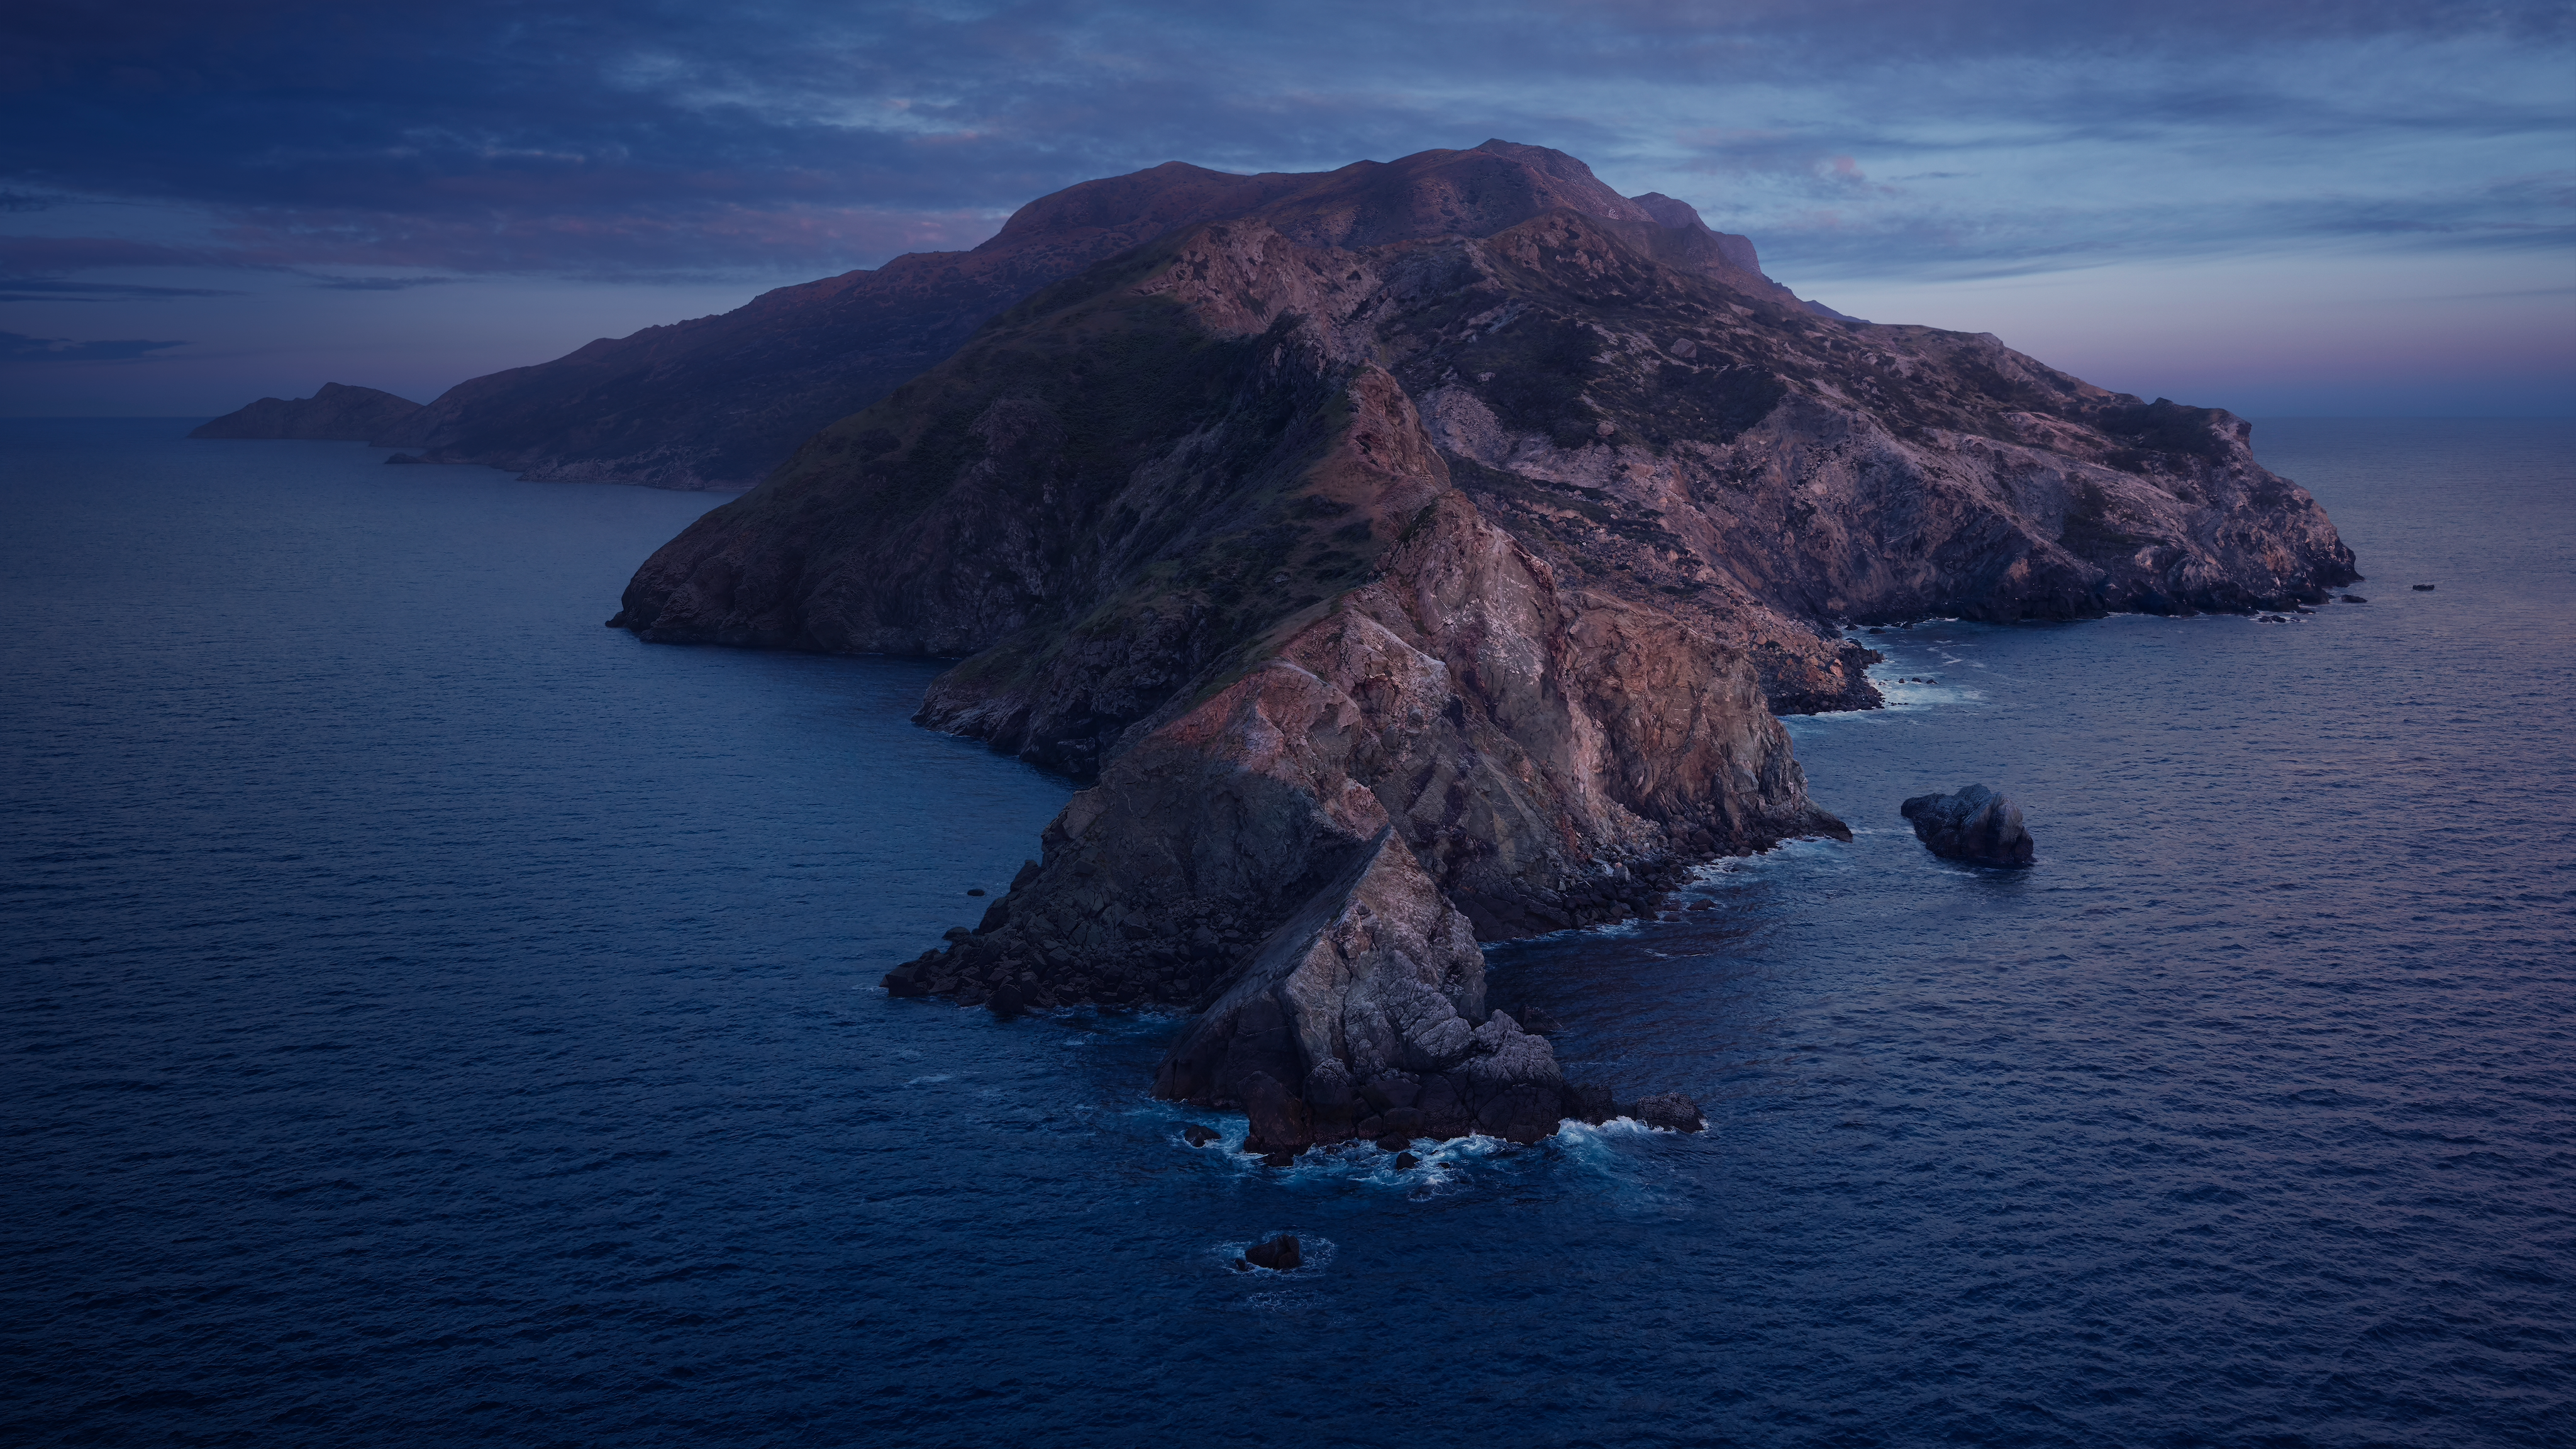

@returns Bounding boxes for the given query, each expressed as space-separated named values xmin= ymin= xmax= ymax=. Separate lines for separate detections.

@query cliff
xmin=610 ymin=142 xmax=2358 ymax=1148
xmin=188 ymin=382 xmax=421 ymax=441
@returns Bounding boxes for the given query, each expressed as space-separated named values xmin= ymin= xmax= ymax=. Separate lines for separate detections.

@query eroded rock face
xmin=189 ymin=383 xmax=421 ymax=442
xmin=1901 ymin=786 xmax=2036 ymax=867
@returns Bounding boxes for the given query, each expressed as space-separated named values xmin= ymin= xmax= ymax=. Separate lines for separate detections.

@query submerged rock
xmin=1901 ymin=786 xmax=2036 ymax=868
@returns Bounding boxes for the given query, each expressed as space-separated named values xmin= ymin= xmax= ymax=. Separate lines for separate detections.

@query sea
xmin=3 ymin=417 xmax=2570 ymax=1448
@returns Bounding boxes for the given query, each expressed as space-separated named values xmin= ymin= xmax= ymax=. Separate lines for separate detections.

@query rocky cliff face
xmin=188 ymin=382 xmax=421 ymax=441
xmin=612 ymin=141 xmax=2358 ymax=1148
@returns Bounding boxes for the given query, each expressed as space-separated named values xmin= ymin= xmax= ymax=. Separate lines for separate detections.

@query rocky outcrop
xmin=1238 ymin=1236 xmax=1301 ymax=1270
xmin=189 ymin=382 xmax=421 ymax=441
xmin=611 ymin=140 xmax=2355 ymax=1152
xmin=1901 ymin=786 xmax=2036 ymax=867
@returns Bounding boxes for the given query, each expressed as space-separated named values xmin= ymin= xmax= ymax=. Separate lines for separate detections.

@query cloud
xmin=0 ymin=330 xmax=187 ymax=362
xmin=0 ymin=0 xmax=2564 ymax=287
xmin=301 ymin=275 xmax=460 ymax=291
xmin=0 ymin=277 xmax=240 ymax=300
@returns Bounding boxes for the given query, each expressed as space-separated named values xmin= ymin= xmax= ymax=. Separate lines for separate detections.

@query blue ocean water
xmin=3 ymin=417 xmax=2570 ymax=1447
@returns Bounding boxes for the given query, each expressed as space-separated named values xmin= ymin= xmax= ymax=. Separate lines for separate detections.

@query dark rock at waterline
xmin=1241 ymin=1072 xmax=1313 ymax=1157
xmin=2342 ymin=594 xmax=2368 ymax=603
xmin=1631 ymin=1092 xmax=1707 ymax=1133
xmin=1394 ymin=1152 xmax=1418 ymax=1169
xmin=987 ymin=982 xmax=1024 ymax=1019
xmin=967 ymin=887 xmax=985 ymax=896
xmin=1181 ymin=1123 xmax=1221 ymax=1147
xmin=2413 ymin=584 xmax=2436 ymax=591
xmin=1511 ymin=1003 xmax=1566 ymax=1035
xmin=1901 ymin=785 xmax=2036 ymax=868
xmin=1241 ymin=1235 xmax=1301 ymax=1271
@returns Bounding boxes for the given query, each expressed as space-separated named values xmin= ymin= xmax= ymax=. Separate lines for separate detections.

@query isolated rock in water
xmin=2341 ymin=594 xmax=2367 ymax=603
xmin=1631 ymin=1092 xmax=1707 ymax=1132
xmin=2412 ymin=584 xmax=2436 ymax=591
xmin=1240 ymin=1235 xmax=1301 ymax=1271
xmin=1180 ymin=1123 xmax=1221 ymax=1147
xmin=190 ymin=382 xmax=423 ymax=441
xmin=1901 ymin=785 xmax=2036 ymax=867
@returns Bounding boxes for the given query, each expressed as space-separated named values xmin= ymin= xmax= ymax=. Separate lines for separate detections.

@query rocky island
xmin=189 ymin=382 xmax=422 ymax=441
xmin=599 ymin=142 xmax=2357 ymax=1153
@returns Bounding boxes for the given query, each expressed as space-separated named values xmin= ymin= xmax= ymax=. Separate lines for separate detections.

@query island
xmin=606 ymin=143 xmax=2364 ymax=1151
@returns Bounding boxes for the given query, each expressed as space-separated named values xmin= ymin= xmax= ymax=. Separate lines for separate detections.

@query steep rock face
xmin=189 ymin=382 xmax=421 ymax=441
xmin=877 ymin=423 xmax=1833 ymax=1135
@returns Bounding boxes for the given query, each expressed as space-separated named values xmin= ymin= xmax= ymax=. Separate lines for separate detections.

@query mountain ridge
xmin=354 ymin=142 xmax=1836 ymax=489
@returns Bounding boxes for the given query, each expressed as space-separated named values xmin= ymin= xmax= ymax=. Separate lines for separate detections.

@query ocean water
xmin=3 ymin=417 xmax=2570 ymax=1448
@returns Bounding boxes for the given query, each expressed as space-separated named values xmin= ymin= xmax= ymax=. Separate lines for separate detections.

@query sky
xmin=3 ymin=0 xmax=2570 ymax=418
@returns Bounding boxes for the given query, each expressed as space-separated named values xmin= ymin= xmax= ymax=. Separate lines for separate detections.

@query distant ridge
xmin=189 ymin=382 xmax=422 ymax=441
xmin=355 ymin=141 xmax=1848 ymax=489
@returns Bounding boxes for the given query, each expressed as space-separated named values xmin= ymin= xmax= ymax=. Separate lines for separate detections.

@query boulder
xmin=1180 ymin=1123 xmax=1221 ymax=1147
xmin=1240 ymin=1235 xmax=1301 ymax=1271
xmin=1632 ymin=1092 xmax=1706 ymax=1132
xmin=1899 ymin=785 xmax=2035 ymax=867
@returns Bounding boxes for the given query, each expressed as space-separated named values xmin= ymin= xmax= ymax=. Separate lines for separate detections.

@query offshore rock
xmin=189 ymin=382 xmax=421 ymax=441
xmin=1901 ymin=786 xmax=2036 ymax=867
xmin=1631 ymin=1092 xmax=1708 ymax=1132
xmin=1240 ymin=1235 xmax=1301 ymax=1271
